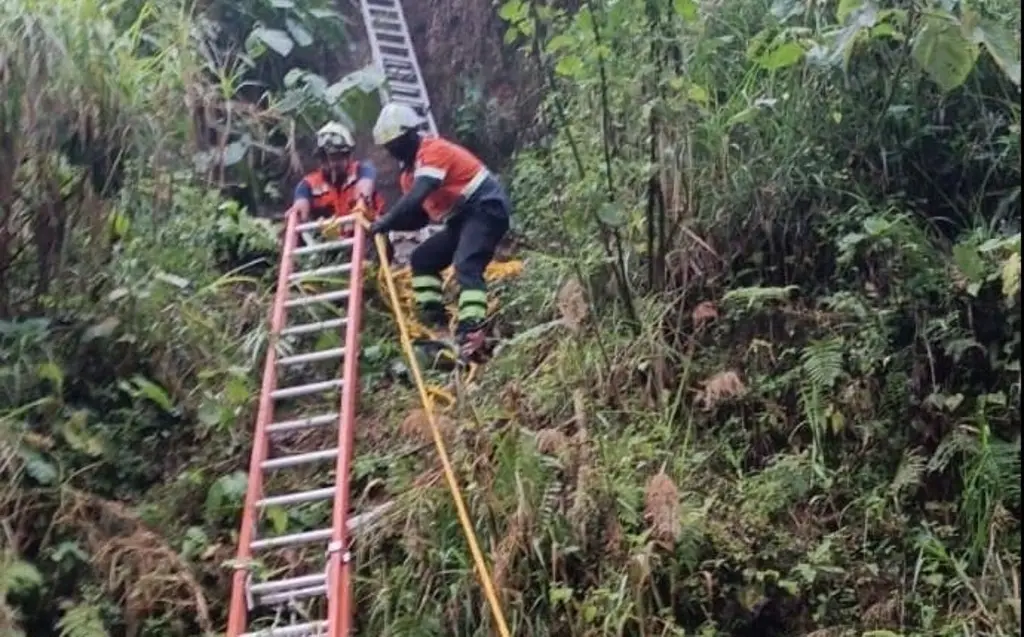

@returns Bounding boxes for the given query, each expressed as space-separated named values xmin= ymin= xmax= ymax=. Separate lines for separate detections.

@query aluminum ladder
xmin=359 ymin=0 xmax=444 ymax=257
xmin=225 ymin=210 xmax=388 ymax=637
xmin=359 ymin=0 xmax=438 ymax=135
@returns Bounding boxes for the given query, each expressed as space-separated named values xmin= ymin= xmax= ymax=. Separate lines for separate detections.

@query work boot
xmin=412 ymin=303 xmax=456 ymax=369
xmin=417 ymin=303 xmax=450 ymax=338
xmin=456 ymin=328 xmax=488 ymax=364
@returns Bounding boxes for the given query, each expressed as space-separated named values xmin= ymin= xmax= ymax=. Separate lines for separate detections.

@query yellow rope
xmin=360 ymin=214 xmax=513 ymax=637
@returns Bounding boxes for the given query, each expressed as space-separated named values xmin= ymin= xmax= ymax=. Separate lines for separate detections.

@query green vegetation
xmin=1 ymin=0 xmax=1020 ymax=636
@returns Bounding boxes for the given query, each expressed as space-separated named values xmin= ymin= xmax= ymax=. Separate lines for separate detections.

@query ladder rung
xmin=387 ymin=78 xmax=419 ymax=91
xmin=384 ymin=64 xmax=415 ymax=75
xmin=262 ymin=447 xmax=338 ymax=470
xmin=267 ymin=412 xmax=338 ymax=435
xmin=251 ymin=527 xmax=332 ymax=551
xmin=376 ymin=32 xmax=407 ymax=45
xmin=288 ymin=263 xmax=353 ymax=283
xmin=380 ymin=44 xmax=411 ymax=56
xmin=284 ymin=289 xmax=349 ymax=308
xmin=371 ymin=18 xmax=402 ymax=30
xmin=249 ymin=573 xmax=325 ymax=596
xmin=392 ymin=99 xmax=430 ymax=112
xmin=296 ymin=214 xmax=356 ymax=234
xmin=241 ymin=620 xmax=328 ymax=637
xmin=270 ymin=378 xmax=344 ymax=400
xmin=293 ymin=237 xmax=355 ymax=257
xmin=250 ymin=500 xmax=397 ymax=552
xmin=385 ymin=73 xmax=416 ymax=84
xmin=277 ymin=347 xmax=346 ymax=366
xmin=382 ymin=55 xmax=412 ymax=68
xmin=259 ymin=583 xmax=327 ymax=606
xmin=386 ymin=72 xmax=418 ymax=85
xmin=280 ymin=317 xmax=347 ymax=337
xmin=391 ymin=86 xmax=423 ymax=99
xmin=257 ymin=486 xmax=336 ymax=508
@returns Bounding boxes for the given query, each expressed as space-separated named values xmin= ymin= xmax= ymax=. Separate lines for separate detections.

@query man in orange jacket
xmin=284 ymin=121 xmax=384 ymax=241
xmin=369 ymin=103 xmax=512 ymax=363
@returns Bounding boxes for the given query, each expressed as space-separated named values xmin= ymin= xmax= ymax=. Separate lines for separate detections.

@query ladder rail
xmin=324 ymin=205 xmax=370 ymax=635
xmin=226 ymin=209 xmax=300 ymax=636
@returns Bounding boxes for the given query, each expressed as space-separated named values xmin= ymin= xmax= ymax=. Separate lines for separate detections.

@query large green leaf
xmin=1002 ymin=252 xmax=1021 ymax=299
xmin=912 ymin=15 xmax=979 ymax=92
xmin=673 ymin=0 xmax=698 ymax=22
xmin=967 ymin=15 xmax=1021 ymax=86
xmin=597 ymin=203 xmax=627 ymax=228
xmin=554 ymin=55 xmax=584 ymax=77
xmin=756 ymin=41 xmax=805 ymax=70
xmin=285 ymin=18 xmax=313 ymax=48
xmin=251 ymin=26 xmax=294 ymax=57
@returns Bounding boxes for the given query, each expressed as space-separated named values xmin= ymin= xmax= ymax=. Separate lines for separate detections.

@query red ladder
xmin=226 ymin=208 xmax=384 ymax=637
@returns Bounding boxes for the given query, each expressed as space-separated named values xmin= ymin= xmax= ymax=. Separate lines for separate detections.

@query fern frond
xmin=57 ymin=603 xmax=108 ymax=637
xmin=928 ymin=426 xmax=976 ymax=474
xmin=889 ymin=448 xmax=927 ymax=499
xmin=800 ymin=338 xmax=845 ymax=390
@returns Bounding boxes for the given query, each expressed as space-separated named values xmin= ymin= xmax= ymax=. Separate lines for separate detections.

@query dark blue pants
xmin=409 ymin=200 xmax=510 ymax=334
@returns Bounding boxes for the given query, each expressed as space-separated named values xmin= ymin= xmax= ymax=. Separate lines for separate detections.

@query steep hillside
xmin=1 ymin=0 xmax=1021 ymax=636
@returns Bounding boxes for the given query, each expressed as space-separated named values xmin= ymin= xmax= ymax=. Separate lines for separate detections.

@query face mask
xmin=385 ymin=132 xmax=418 ymax=165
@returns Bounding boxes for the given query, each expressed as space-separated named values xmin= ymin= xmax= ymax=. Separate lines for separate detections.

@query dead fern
xmin=492 ymin=507 xmax=530 ymax=598
xmin=603 ymin=514 xmax=625 ymax=562
xmin=695 ymin=370 xmax=747 ymax=411
xmin=54 ymin=488 xmax=212 ymax=637
xmin=556 ymin=277 xmax=589 ymax=331
xmin=691 ymin=300 xmax=718 ymax=329
xmin=644 ymin=470 xmax=681 ymax=546
xmin=889 ymin=448 xmax=927 ymax=501
xmin=399 ymin=408 xmax=455 ymax=444
xmin=567 ymin=464 xmax=598 ymax=541
xmin=862 ymin=597 xmax=900 ymax=629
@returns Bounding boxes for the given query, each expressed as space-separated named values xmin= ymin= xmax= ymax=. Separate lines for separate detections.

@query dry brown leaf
xmin=492 ymin=508 xmax=529 ymax=597
xmin=862 ymin=598 xmax=900 ymax=629
xmin=692 ymin=300 xmax=719 ymax=329
xmin=644 ymin=471 xmax=681 ymax=545
xmin=535 ymin=428 xmax=569 ymax=455
xmin=696 ymin=370 xmax=747 ymax=411
xmin=399 ymin=408 xmax=455 ymax=443
xmin=557 ymin=277 xmax=589 ymax=330
xmin=603 ymin=515 xmax=625 ymax=561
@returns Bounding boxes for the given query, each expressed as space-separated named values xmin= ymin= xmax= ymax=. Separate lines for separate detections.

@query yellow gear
xmin=321 ymin=217 xmax=343 ymax=240
xmin=377 ymin=260 xmax=524 ymax=341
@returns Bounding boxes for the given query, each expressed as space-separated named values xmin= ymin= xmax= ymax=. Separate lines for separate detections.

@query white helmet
xmin=372 ymin=103 xmax=425 ymax=146
xmin=316 ymin=121 xmax=355 ymax=154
